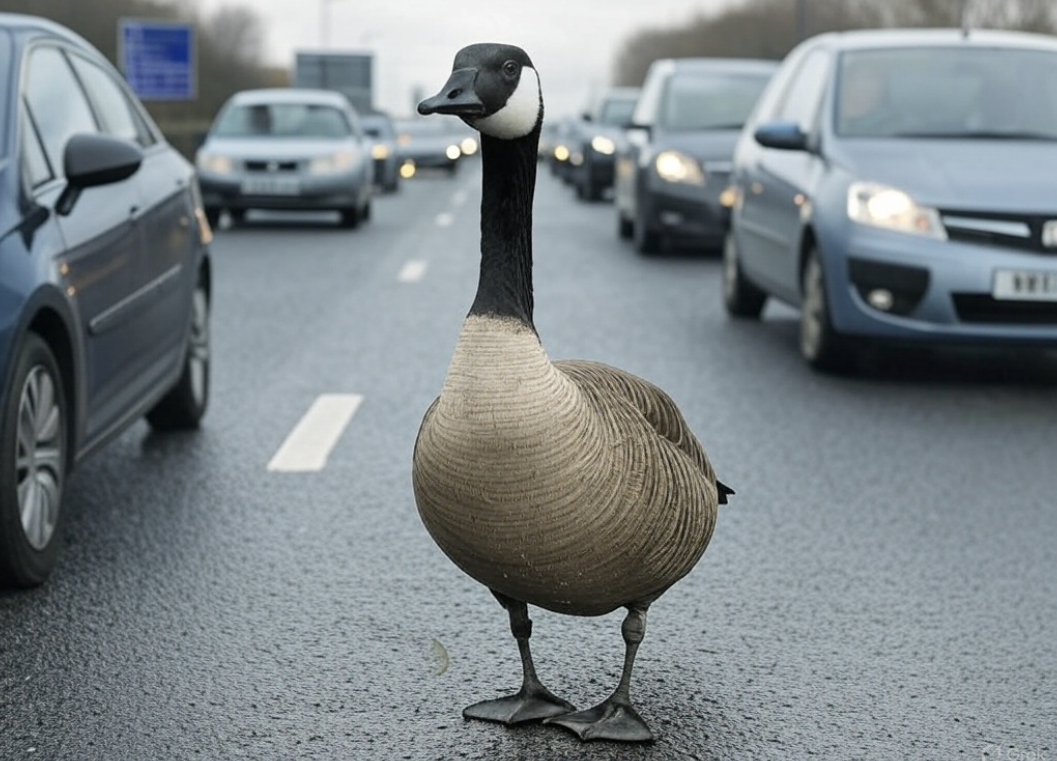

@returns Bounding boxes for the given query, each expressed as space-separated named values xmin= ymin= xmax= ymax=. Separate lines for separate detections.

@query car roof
xmin=659 ymin=57 xmax=781 ymax=74
xmin=226 ymin=88 xmax=353 ymax=108
xmin=0 ymin=12 xmax=90 ymax=43
xmin=804 ymin=26 xmax=1057 ymax=53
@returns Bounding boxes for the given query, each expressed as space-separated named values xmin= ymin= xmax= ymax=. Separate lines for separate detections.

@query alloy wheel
xmin=17 ymin=366 xmax=64 ymax=551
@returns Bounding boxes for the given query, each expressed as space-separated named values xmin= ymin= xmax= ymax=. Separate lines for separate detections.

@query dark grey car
xmin=0 ymin=13 xmax=213 ymax=587
xmin=615 ymin=58 xmax=777 ymax=254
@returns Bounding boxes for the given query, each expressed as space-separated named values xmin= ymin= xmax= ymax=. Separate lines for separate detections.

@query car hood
xmin=834 ymin=138 xmax=1057 ymax=212
xmin=655 ymin=129 xmax=741 ymax=163
xmin=201 ymin=136 xmax=356 ymax=159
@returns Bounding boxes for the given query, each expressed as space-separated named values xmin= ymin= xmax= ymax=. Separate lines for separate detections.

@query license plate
xmin=992 ymin=269 xmax=1057 ymax=301
xmin=240 ymin=177 xmax=301 ymax=196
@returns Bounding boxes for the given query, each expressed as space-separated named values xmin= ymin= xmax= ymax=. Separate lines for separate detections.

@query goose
xmin=412 ymin=42 xmax=733 ymax=743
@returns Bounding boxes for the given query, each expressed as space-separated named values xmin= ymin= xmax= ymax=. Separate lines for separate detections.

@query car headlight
xmin=847 ymin=181 xmax=947 ymax=239
xmin=196 ymin=152 xmax=232 ymax=174
xmin=590 ymin=135 xmax=616 ymax=155
xmin=371 ymin=143 xmax=390 ymax=160
xmin=445 ymin=144 xmax=461 ymax=160
xmin=654 ymin=150 xmax=705 ymax=185
xmin=309 ymin=149 xmax=357 ymax=174
xmin=460 ymin=136 xmax=478 ymax=155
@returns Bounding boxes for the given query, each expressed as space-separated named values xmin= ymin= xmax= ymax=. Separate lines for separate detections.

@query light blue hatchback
xmin=724 ymin=28 xmax=1057 ymax=371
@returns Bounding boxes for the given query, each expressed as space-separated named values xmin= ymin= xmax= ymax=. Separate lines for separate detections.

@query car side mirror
xmin=57 ymin=133 xmax=144 ymax=216
xmin=753 ymin=120 xmax=810 ymax=152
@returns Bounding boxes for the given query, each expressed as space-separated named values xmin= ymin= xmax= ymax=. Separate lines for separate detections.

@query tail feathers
xmin=717 ymin=480 xmax=735 ymax=505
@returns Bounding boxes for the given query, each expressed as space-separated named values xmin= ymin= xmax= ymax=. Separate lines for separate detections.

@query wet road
xmin=2 ymin=162 xmax=1055 ymax=761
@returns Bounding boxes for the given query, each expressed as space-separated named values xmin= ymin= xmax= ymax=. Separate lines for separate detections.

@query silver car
xmin=196 ymin=88 xmax=374 ymax=228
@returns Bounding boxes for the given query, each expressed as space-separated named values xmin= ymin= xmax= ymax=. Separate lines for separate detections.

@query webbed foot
xmin=464 ymin=685 xmax=578 ymax=725
xmin=545 ymin=697 xmax=655 ymax=742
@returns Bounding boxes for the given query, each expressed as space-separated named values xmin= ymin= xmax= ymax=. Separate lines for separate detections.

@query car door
xmin=739 ymin=48 xmax=831 ymax=302
xmin=22 ymin=43 xmax=145 ymax=443
xmin=67 ymin=51 xmax=195 ymax=396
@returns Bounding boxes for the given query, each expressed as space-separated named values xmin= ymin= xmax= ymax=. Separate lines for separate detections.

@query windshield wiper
xmin=891 ymin=130 xmax=1057 ymax=141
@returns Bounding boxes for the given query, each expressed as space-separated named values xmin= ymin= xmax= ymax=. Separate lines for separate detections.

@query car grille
xmin=952 ymin=293 xmax=1057 ymax=324
xmin=243 ymin=160 xmax=300 ymax=172
xmin=941 ymin=211 xmax=1057 ymax=255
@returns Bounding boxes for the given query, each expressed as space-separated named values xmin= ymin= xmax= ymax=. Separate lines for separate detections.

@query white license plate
xmin=240 ymin=177 xmax=301 ymax=196
xmin=992 ymin=269 xmax=1057 ymax=301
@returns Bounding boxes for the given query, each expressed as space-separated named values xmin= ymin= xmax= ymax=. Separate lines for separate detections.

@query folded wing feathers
xmin=554 ymin=359 xmax=731 ymax=503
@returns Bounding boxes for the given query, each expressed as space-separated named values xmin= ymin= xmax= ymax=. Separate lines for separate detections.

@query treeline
xmin=5 ymin=0 xmax=281 ymax=155
xmin=613 ymin=0 xmax=1057 ymax=86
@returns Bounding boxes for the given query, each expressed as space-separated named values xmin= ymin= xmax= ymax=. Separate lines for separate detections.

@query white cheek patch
xmin=475 ymin=67 xmax=541 ymax=140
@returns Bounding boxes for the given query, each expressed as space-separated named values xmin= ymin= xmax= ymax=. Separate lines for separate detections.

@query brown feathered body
xmin=412 ymin=314 xmax=720 ymax=617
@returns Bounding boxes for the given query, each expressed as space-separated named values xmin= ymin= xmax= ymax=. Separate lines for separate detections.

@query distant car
xmin=394 ymin=117 xmax=464 ymax=176
xmin=724 ymin=28 xmax=1057 ymax=372
xmin=547 ymin=116 xmax=580 ymax=182
xmin=360 ymin=111 xmax=401 ymax=193
xmin=615 ymin=58 xmax=777 ymax=254
xmin=570 ymin=86 xmax=640 ymax=201
xmin=0 ymin=13 xmax=213 ymax=588
xmin=196 ymin=88 xmax=374 ymax=227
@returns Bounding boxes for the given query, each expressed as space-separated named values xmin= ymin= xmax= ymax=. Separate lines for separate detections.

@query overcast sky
xmin=194 ymin=0 xmax=736 ymax=118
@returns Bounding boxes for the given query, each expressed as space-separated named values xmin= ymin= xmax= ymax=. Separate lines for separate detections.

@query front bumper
xmin=642 ymin=177 xmax=730 ymax=246
xmin=825 ymin=223 xmax=1057 ymax=346
xmin=199 ymin=169 xmax=369 ymax=211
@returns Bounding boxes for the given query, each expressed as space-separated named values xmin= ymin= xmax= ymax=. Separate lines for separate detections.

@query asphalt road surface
xmin=2 ymin=161 xmax=1055 ymax=761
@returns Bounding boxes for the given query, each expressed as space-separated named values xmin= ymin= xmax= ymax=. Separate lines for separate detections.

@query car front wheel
xmin=722 ymin=233 xmax=767 ymax=318
xmin=147 ymin=278 xmax=210 ymax=430
xmin=800 ymin=248 xmax=851 ymax=372
xmin=0 ymin=334 xmax=68 ymax=588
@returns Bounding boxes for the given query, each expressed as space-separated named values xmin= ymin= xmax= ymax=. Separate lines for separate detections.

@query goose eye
xmin=502 ymin=60 xmax=519 ymax=78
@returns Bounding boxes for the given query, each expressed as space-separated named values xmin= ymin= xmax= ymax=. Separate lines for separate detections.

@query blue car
xmin=0 ymin=13 xmax=213 ymax=587
xmin=725 ymin=28 xmax=1057 ymax=371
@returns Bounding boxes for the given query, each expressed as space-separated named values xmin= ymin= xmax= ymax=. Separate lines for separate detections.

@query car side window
xmin=23 ymin=45 xmax=99 ymax=176
xmin=20 ymin=103 xmax=53 ymax=188
xmin=773 ymin=49 xmax=830 ymax=132
xmin=67 ymin=53 xmax=154 ymax=147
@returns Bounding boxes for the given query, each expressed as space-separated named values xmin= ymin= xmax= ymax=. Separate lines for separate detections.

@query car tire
xmin=617 ymin=212 xmax=633 ymax=240
xmin=146 ymin=277 xmax=210 ymax=430
xmin=722 ymin=232 xmax=767 ymax=318
xmin=205 ymin=207 xmax=221 ymax=229
xmin=0 ymin=333 xmax=68 ymax=588
xmin=340 ymin=206 xmax=361 ymax=228
xmin=360 ymin=199 xmax=372 ymax=223
xmin=633 ymin=202 xmax=660 ymax=255
xmin=800 ymin=247 xmax=852 ymax=373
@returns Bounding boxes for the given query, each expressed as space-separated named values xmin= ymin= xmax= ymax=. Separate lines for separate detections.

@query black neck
xmin=468 ymin=124 xmax=541 ymax=327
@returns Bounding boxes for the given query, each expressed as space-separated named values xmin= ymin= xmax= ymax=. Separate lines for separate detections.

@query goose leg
xmin=463 ymin=591 xmax=578 ymax=725
xmin=545 ymin=604 xmax=655 ymax=742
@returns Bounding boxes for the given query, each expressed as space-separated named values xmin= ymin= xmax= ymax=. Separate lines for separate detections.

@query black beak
xmin=418 ymin=68 xmax=486 ymax=117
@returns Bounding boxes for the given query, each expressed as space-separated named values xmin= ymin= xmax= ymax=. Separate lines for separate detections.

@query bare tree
xmin=612 ymin=0 xmax=1057 ymax=87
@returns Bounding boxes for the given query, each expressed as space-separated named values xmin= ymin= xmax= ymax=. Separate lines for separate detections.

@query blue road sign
xmin=119 ymin=19 xmax=195 ymax=101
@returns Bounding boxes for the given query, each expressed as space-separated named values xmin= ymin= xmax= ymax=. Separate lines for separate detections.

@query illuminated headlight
xmin=553 ymin=144 xmax=570 ymax=161
xmin=460 ymin=136 xmax=478 ymax=155
xmin=309 ymin=149 xmax=357 ymax=174
xmin=371 ymin=143 xmax=390 ymax=160
xmin=654 ymin=150 xmax=705 ymax=185
xmin=847 ymin=181 xmax=946 ymax=239
xmin=590 ymin=135 xmax=616 ymax=155
xmin=445 ymin=144 xmax=461 ymax=160
xmin=195 ymin=152 xmax=232 ymax=174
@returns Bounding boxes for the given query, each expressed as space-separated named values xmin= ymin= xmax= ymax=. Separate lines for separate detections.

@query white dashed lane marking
xmin=267 ymin=394 xmax=364 ymax=472
xmin=398 ymin=259 xmax=428 ymax=282
xmin=435 ymin=212 xmax=454 ymax=227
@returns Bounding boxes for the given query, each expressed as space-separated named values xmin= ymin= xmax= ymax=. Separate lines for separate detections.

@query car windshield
xmin=659 ymin=72 xmax=771 ymax=131
xmin=598 ymin=97 xmax=637 ymax=126
xmin=212 ymin=102 xmax=351 ymax=138
xmin=835 ymin=46 xmax=1057 ymax=139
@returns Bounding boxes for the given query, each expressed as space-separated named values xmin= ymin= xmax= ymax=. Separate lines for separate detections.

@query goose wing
xmin=554 ymin=359 xmax=733 ymax=504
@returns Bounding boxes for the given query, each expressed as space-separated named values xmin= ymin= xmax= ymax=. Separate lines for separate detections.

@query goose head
xmin=418 ymin=43 xmax=542 ymax=140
